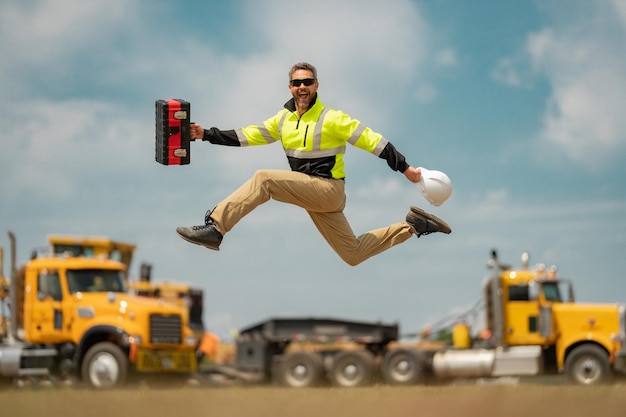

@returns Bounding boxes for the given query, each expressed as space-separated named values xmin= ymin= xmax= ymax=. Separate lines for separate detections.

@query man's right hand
xmin=190 ymin=123 xmax=204 ymax=140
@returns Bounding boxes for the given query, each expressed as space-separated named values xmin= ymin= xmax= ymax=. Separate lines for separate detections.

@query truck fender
xmin=73 ymin=325 xmax=130 ymax=371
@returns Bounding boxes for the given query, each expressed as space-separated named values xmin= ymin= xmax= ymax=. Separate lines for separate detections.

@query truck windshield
xmin=541 ymin=282 xmax=563 ymax=302
xmin=66 ymin=269 xmax=125 ymax=294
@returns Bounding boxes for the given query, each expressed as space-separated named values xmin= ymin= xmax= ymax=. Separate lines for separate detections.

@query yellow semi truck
xmin=47 ymin=234 xmax=219 ymax=363
xmin=380 ymin=250 xmax=626 ymax=386
xmin=0 ymin=232 xmax=197 ymax=388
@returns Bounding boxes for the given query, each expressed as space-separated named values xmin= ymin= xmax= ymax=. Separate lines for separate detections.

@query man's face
xmin=289 ymin=69 xmax=318 ymax=113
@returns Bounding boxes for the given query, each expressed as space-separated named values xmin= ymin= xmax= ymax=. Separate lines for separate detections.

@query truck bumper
xmin=135 ymin=349 xmax=197 ymax=373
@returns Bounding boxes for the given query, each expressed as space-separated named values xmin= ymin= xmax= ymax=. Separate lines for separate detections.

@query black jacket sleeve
xmin=202 ymin=127 xmax=241 ymax=146
xmin=379 ymin=142 xmax=410 ymax=173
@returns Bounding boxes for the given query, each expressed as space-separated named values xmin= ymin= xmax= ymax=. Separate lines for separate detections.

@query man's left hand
xmin=403 ymin=166 xmax=422 ymax=183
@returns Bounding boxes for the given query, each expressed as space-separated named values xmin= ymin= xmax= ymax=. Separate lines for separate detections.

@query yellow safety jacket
xmin=203 ymin=95 xmax=409 ymax=179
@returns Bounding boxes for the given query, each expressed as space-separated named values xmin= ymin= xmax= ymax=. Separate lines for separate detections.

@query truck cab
xmin=484 ymin=253 xmax=573 ymax=348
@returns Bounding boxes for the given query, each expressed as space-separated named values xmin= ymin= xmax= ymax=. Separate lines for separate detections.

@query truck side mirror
xmin=568 ymin=285 xmax=575 ymax=302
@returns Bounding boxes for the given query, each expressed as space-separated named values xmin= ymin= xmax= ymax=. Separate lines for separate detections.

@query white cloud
xmin=494 ymin=1 xmax=626 ymax=170
xmin=0 ymin=0 xmax=136 ymax=83
xmin=530 ymin=24 xmax=626 ymax=169
xmin=2 ymin=99 xmax=100 ymax=198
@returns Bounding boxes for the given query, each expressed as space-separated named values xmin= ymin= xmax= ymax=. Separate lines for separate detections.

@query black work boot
xmin=405 ymin=206 xmax=452 ymax=238
xmin=176 ymin=210 xmax=223 ymax=251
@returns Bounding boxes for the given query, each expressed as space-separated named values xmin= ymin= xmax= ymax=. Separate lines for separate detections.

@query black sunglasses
xmin=290 ymin=78 xmax=316 ymax=87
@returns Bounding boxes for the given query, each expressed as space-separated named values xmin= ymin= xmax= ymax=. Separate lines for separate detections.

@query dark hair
xmin=289 ymin=62 xmax=317 ymax=80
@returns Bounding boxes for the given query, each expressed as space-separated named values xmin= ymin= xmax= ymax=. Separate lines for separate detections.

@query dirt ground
xmin=3 ymin=382 xmax=626 ymax=417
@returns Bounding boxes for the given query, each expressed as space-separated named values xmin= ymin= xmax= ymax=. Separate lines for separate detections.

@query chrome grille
xmin=149 ymin=314 xmax=182 ymax=345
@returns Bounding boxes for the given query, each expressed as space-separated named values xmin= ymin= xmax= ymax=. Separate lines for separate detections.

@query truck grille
xmin=149 ymin=314 xmax=182 ymax=345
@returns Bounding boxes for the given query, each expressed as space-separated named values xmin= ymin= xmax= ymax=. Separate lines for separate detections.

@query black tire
xmin=81 ymin=342 xmax=128 ymax=389
xmin=329 ymin=350 xmax=376 ymax=387
xmin=381 ymin=349 xmax=425 ymax=386
xmin=564 ymin=344 xmax=611 ymax=385
xmin=275 ymin=351 xmax=325 ymax=388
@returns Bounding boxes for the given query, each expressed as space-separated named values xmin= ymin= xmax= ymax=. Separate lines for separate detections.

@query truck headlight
xmin=185 ymin=335 xmax=197 ymax=347
xmin=129 ymin=335 xmax=143 ymax=345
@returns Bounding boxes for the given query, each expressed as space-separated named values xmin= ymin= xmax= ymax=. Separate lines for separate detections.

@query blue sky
xmin=1 ymin=0 xmax=625 ymax=340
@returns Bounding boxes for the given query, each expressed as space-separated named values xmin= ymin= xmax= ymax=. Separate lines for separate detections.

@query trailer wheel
xmin=275 ymin=351 xmax=324 ymax=388
xmin=81 ymin=342 xmax=128 ymax=389
xmin=329 ymin=350 xmax=376 ymax=387
xmin=381 ymin=349 xmax=425 ymax=385
xmin=565 ymin=344 xmax=611 ymax=385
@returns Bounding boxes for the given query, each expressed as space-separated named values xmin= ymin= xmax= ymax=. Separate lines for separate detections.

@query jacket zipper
xmin=303 ymin=125 xmax=309 ymax=147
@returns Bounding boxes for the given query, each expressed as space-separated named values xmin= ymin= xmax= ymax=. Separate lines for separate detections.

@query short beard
xmin=296 ymin=99 xmax=310 ymax=112
xmin=295 ymin=93 xmax=315 ymax=113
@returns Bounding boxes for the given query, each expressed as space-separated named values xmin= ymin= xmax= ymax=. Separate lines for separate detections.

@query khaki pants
xmin=210 ymin=169 xmax=413 ymax=266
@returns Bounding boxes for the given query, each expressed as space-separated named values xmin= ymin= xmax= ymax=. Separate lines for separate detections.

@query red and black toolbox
xmin=155 ymin=99 xmax=191 ymax=165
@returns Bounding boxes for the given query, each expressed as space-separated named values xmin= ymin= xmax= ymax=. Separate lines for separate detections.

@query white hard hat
xmin=415 ymin=167 xmax=453 ymax=206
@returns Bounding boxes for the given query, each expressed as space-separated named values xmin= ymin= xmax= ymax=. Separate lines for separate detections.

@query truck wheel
xmin=382 ymin=349 xmax=425 ymax=385
xmin=565 ymin=344 xmax=611 ymax=385
xmin=81 ymin=342 xmax=128 ymax=389
xmin=329 ymin=350 xmax=376 ymax=387
xmin=275 ymin=351 xmax=324 ymax=388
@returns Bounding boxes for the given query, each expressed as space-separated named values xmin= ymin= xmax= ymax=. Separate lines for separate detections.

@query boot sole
xmin=409 ymin=206 xmax=452 ymax=234
xmin=176 ymin=230 xmax=221 ymax=251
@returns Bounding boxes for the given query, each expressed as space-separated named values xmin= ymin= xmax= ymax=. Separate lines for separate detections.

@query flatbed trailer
xmin=200 ymin=316 xmax=399 ymax=387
